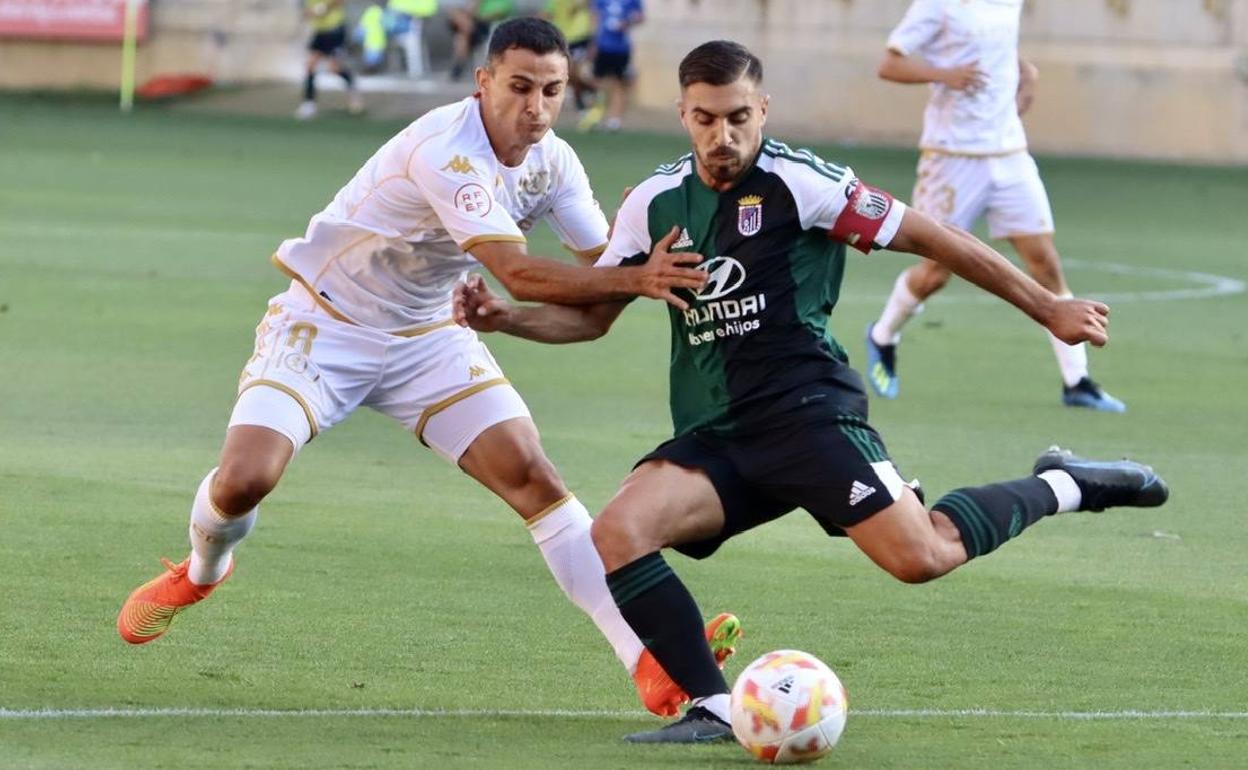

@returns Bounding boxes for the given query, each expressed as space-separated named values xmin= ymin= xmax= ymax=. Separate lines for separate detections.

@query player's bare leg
xmin=118 ymin=423 xmax=295 ymax=644
xmin=848 ymin=448 xmax=1167 ymax=584
xmin=844 ymin=488 xmax=968 ymax=584
xmin=592 ymin=462 xmax=737 ymax=739
xmin=866 ymin=259 xmax=951 ymax=398
xmin=458 ymin=419 xmax=738 ymax=717
xmin=1010 ymin=234 xmax=1125 ymax=412
xmin=297 ymin=51 xmax=324 ymax=119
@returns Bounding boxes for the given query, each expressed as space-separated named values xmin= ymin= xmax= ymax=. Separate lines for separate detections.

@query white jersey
xmin=887 ymin=0 xmax=1027 ymax=155
xmin=273 ymin=97 xmax=609 ymax=334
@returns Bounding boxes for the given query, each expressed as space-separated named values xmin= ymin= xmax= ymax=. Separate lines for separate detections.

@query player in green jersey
xmin=454 ymin=40 xmax=1168 ymax=743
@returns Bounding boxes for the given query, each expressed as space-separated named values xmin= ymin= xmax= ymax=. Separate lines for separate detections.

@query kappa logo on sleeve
xmin=454 ymin=183 xmax=493 ymax=217
xmin=442 ymin=155 xmax=479 ymax=175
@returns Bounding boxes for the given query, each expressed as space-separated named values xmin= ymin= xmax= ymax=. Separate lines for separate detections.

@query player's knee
xmin=910 ymin=262 xmax=952 ymax=296
xmin=591 ymin=510 xmax=644 ymax=572
xmin=884 ymin=549 xmax=946 ymax=584
xmin=212 ymin=462 xmax=279 ymax=515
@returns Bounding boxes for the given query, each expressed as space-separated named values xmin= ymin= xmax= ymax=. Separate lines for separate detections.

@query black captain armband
xmin=829 ymin=180 xmax=896 ymax=254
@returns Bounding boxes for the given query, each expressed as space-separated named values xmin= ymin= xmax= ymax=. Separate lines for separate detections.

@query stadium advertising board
xmin=0 ymin=0 xmax=148 ymax=42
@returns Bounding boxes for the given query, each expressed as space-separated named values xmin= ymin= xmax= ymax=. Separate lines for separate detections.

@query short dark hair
xmin=486 ymin=17 xmax=570 ymax=64
xmin=678 ymin=40 xmax=763 ymax=89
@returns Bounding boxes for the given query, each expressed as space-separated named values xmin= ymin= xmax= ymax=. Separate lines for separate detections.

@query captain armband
xmin=828 ymin=180 xmax=897 ymax=254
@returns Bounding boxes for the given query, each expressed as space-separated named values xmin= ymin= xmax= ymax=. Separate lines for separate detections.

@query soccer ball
xmin=729 ymin=650 xmax=848 ymax=764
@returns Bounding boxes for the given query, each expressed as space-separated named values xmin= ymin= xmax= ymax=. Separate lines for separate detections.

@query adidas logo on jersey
xmin=672 ymin=228 xmax=693 ymax=249
xmin=848 ymin=480 xmax=876 ymax=506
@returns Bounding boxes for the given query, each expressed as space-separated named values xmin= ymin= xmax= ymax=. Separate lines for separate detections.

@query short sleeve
xmin=767 ymin=148 xmax=905 ymax=254
xmin=544 ymin=146 xmax=610 ymax=261
xmin=409 ymin=149 xmax=525 ymax=251
xmin=594 ymin=183 xmax=651 ymax=268
xmin=887 ymin=0 xmax=944 ymax=56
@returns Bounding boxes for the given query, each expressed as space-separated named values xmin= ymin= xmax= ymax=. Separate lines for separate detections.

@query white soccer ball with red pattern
xmin=729 ymin=649 xmax=848 ymax=764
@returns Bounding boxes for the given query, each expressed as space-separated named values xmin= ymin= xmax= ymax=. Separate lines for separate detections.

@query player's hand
xmin=453 ymin=274 xmax=513 ymax=332
xmin=1044 ymin=297 xmax=1110 ymax=347
xmin=942 ymin=61 xmax=985 ymax=93
xmin=1016 ymin=60 xmax=1039 ymax=115
xmin=635 ymin=225 xmax=706 ymax=311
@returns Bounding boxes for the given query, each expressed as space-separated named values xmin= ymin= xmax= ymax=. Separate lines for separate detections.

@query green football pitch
xmin=1 ymin=95 xmax=1245 ymax=769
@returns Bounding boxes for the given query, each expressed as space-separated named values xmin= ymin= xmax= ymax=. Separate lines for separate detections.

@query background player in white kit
xmin=864 ymin=0 xmax=1125 ymax=412
xmin=116 ymin=18 xmax=738 ymax=718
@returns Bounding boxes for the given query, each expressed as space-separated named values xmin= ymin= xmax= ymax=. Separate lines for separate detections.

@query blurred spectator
xmin=544 ymin=0 xmax=596 ymax=114
xmin=447 ymin=0 xmax=516 ymax=81
xmin=356 ymin=2 xmax=389 ymax=72
xmin=297 ymin=0 xmax=363 ymax=119
xmin=580 ymin=0 xmax=643 ymax=132
xmin=388 ymin=0 xmax=439 ymax=77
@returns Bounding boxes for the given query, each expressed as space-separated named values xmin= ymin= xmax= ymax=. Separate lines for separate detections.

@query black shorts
xmin=309 ymin=26 xmax=347 ymax=56
xmin=593 ymin=49 xmax=632 ymax=80
xmin=638 ymin=414 xmax=910 ymax=560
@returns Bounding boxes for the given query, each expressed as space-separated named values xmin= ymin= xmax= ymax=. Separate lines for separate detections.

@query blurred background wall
xmin=630 ymin=0 xmax=1248 ymax=162
xmin=2 ymin=0 xmax=1245 ymax=162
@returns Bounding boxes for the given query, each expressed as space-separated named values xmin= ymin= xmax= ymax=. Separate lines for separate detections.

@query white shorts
xmin=911 ymin=150 xmax=1055 ymax=239
xmin=228 ymin=281 xmax=530 ymax=463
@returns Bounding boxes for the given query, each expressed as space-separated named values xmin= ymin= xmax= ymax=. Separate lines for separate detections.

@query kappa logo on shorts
xmin=468 ymin=365 xmax=488 ymax=379
xmin=848 ymin=480 xmax=877 ymax=507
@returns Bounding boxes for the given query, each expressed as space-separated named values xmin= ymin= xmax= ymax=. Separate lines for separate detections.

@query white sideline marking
xmin=2 ymin=707 xmax=1245 ymax=721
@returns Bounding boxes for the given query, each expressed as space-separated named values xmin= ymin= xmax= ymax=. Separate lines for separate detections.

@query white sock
xmin=1046 ymin=293 xmax=1088 ymax=387
xmin=1038 ymin=469 xmax=1082 ymax=513
xmin=527 ymin=496 xmax=645 ymax=672
xmin=693 ymin=693 xmax=732 ymax=723
xmin=187 ymin=469 xmax=256 ymax=586
xmin=872 ymin=269 xmax=923 ymax=345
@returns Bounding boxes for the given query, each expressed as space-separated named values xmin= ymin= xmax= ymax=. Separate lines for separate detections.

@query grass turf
xmin=1 ymin=94 xmax=1245 ymax=769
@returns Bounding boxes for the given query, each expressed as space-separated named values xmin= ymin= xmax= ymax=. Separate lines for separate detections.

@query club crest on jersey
xmin=737 ymin=194 xmax=763 ymax=237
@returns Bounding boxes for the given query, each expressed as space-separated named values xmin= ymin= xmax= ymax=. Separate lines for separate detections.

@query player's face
xmin=477 ymin=48 xmax=569 ymax=151
xmin=680 ymin=77 xmax=769 ymax=189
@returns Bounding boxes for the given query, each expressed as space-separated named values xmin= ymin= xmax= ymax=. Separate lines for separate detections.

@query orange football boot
xmin=632 ymin=612 xmax=742 ymax=717
xmin=117 ymin=556 xmax=233 ymax=644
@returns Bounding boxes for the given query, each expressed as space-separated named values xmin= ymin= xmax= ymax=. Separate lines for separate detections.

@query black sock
xmin=606 ymin=553 xmax=728 ymax=698
xmin=931 ymin=476 xmax=1058 ymax=560
xmin=339 ymin=69 xmax=355 ymax=88
xmin=303 ymin=72 xmax=315 ymax=102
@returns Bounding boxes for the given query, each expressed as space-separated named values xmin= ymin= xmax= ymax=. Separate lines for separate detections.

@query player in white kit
xmin=864 ymin=0 xmax=1125 ymax=412
xmin=116 ymin=18 xmax=738 ymax=718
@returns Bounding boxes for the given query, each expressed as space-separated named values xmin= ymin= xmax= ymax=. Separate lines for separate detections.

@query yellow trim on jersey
xmin=919 ymin=147 xmax=1028 ymax=159
xmin=414 ymin=377 xmax=510 ymax=444
xmin=564 ymin=242 xmax=607 ymax=263
xmin=460 ymin=233 xmax=527 ymax=251
xmin=270 ymin=253 xmax=461 ymax=338
xmin=525 ymin=493 xmax=576 ymax=528
xmin=237 ymin=379 xmax=320 ymax=440
xmin=271 ymin=253 xmax=357 ymax=325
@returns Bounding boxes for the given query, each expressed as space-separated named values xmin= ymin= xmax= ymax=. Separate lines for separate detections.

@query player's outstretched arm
xmin=468 ymin=226 xmax=704 ymax=310
xmin=453 ymin=274 xmax=628 ymax=344
xmin=877 ymin=49 xmax=984 ymax=91
xmin=887 ymin=208 xmax=1109 ymax=347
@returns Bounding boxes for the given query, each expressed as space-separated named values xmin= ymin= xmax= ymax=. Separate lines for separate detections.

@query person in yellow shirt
xmin=298 ymin=0 xmax=364 ymax=119
xmin=544 ymin=0 xmax=595 ymax=113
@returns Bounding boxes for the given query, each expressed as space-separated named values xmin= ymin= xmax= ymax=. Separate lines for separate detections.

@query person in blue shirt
xmin=581 ymin=0 xmax=643 ymax=131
